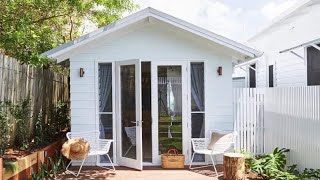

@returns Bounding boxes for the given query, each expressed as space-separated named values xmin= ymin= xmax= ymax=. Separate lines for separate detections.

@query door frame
xmin=151 ymin=61 xmax=190 ymax=165
xmin=115 ymin=59 xmax=143 ymax=170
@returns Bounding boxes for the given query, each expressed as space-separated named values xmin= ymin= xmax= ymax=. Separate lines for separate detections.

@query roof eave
xmin=43 ymin=7 xmax=262 ymax=62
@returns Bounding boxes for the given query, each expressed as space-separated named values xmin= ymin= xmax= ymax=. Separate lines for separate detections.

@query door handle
xmin=130 ymin=121 xmax=143 ymax=126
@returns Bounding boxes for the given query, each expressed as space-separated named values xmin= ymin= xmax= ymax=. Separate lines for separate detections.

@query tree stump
xmin=223 ymin=153 xmax=245 ymax=180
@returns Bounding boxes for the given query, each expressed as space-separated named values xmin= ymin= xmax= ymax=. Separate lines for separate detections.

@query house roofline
xmin=42 ymin=7 xmax=262 ymax=62
xmin=248 ymin=0 xmax=313 ymax=42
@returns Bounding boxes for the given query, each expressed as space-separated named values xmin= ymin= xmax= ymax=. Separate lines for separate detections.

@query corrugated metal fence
xmin=234 ymin=86 xmax=320 ymax=169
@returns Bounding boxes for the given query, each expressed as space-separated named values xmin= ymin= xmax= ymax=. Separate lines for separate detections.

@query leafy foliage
xmin=0 ymin=0 xmax=137 ymax=67
xmin=240 ymin=148 xmax=320 ymax=180
xmin=4 ymin=161 xmax=18 ymax=173
xmin=53 ymin=101 xmax=70 ymax=133
xmin=0 ymin=101 xmax=12 ymax=156
xmin=34 ymin=101 xmax=70 ymax=148
xmin=7 ymin=98 xmax=31 ymax=150
xmin=31 ymin=153 xmax=67 ymax=180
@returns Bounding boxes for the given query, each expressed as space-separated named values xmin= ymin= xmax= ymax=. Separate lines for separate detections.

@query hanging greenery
xmin=0 ymin=0 xmax=137 ymax=68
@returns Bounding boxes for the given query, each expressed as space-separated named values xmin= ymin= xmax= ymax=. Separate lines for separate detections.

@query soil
xmin=2 ymin=149 xmax=34 ymax=161
xmin=1 ymin=130 xmax=68 ymax=162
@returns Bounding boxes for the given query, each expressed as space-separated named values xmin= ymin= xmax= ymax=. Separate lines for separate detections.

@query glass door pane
xmin=157 ymin=66 xmax=183 ymax=154
xmin=120 ymin=65 xmax=137 ymax=159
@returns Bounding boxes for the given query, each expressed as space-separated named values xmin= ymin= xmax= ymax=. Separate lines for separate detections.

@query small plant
xmin=0 ymin=101 xmax=11 ymax=156
xmin=31 ymin=153 xmax=67 ymax=180
xmin=54 ymin=101 xmax=70 ymax=132
xmin=7 ymin=98 xmax=32 ymax=150
xmin=34 ymin=111 xmax=45 ymax=147
xmin=240 ymin=148 xmax=320 ymax=180
xmin=4 ymin=161 xmax=18 ymax=173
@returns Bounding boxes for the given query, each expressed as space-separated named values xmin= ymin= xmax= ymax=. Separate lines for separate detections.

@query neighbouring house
xmin=43 ymin=7 xmax=261 ymax=170
xmin=233 ymin=0 xmax=320 ymax=88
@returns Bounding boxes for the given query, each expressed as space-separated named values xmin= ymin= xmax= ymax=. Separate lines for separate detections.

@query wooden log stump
xmin=223 ymin=153 xmax=245 ymax=180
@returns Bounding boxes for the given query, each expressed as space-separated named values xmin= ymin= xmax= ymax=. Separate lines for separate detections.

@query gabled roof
xmin=249 ymin=0 xmax=319 ymax=41
xmin=43 ymin=7 xmax=262 ymax=62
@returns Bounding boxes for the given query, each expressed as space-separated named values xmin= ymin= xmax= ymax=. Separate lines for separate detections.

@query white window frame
xmin=95 ymin=60 xmax=116 ymax=166
xmin=188 ymin=60 xmax=207 ymax=165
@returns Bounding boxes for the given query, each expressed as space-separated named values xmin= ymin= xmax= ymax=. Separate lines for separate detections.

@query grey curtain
xmin=99 ymin=64 xmax=112 ymax=139
xmin=191 ymin=64 xmax=205 ymax=112
xmin=191 ymin=63 xmax=205 ymax=162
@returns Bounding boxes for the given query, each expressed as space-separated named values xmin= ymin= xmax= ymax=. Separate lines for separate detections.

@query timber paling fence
xmin=234 ymin=86 xmax=320 ymax=169
xmin=0 ymin=54 xmax=69 ymax=144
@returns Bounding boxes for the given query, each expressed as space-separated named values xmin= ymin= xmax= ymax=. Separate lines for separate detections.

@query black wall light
xmin=80 ymin=68 xmax=85 ymax=77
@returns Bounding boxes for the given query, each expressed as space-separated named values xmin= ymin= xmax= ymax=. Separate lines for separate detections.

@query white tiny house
xmin=43 ymin=7 xmax=261 ymax=170
xmin=233 ymin=0 xmax=320 ymax=87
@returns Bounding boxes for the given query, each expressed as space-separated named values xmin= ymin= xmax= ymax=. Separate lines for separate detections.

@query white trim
xmin=43 ymin=7 xmax=262 ymax=62
xmin=234 ymin=58 xmax=259 ymax=69
xmin=290 ymin=51 xmax=305 ymax=61
xmin=279 ymin=37 xmax=320 ymax=53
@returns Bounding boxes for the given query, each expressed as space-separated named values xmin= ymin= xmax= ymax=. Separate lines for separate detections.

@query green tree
xmin=0 ymin=0 xmax=137 ymax=67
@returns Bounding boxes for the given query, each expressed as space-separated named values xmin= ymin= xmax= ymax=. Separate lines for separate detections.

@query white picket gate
xmin=233 ymin=88 xmax=265 ymax=155
xmin=233 ymin=86 xmax=320 ymax=169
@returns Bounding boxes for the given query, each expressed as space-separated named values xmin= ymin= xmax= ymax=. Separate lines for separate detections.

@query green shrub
xmin=239 ymin=148 xmax=320 ymax=180
xmin=31 ymin=153 xmax=67 ymax=180
xmin=0 ymin=101 xmax=11 ymax=156
xmin=7 ymin=98 xmax=31 ymax=150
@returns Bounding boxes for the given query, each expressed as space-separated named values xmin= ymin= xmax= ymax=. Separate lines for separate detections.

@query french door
xmin=151 ymin=61 xmax=189 ymax=164
xmin=116 ymin=59 xmax=143 ymax=170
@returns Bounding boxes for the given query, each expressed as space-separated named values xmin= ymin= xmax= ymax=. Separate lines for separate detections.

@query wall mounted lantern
xmin=80 ymin=68 xmax=85 ymax=77
xmin=217 ymin=66 xmax=222 ymax=76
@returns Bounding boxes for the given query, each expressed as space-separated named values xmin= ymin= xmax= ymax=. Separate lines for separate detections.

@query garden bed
xmin=1 ymin=139 xmax=66 ymax=180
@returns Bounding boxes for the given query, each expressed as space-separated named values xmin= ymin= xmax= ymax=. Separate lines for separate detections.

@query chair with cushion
xmin=189 ymin=130 xmax=237 ymax=176
xmin=66 ymin=130 xmax=115 ymax=177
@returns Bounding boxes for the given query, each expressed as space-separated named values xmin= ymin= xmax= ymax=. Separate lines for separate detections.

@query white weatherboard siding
xmin=255 ymin=55 xmax=267 ymax=88
xmin=246 ymin=3 xmax=320 ymax=87
xmin=69 ymin=22 xmax=234 ymax=164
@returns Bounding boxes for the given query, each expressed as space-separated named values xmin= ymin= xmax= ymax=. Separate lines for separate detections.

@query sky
xmin=132 ymin=0 xmax=299 ymax=43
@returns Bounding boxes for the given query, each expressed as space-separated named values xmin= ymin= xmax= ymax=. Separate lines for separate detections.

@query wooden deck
xmin=56 ymin=165 xmax=224 ymax=180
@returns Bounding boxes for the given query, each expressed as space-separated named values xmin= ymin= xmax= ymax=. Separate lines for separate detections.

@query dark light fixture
xmin=80 ymin=68 xmax=85 ymax=77
xmin=217 ymin=66 xmax=222 ymax=76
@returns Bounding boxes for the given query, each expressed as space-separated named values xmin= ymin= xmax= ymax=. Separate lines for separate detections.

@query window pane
xmin=191 ymin=113 xmax=205 ymax=162
xmin=99 ymin=63 xmax=112 ymax=112
xmin=191 ymin=63 xmax=204 ymax=111
xmin=99 ymin=114 xmax=113 ymax=162
xmin=121 ymin=65 xmax=137 ymax=159
xmin=158 ymin=66 xmax=183 ymax=154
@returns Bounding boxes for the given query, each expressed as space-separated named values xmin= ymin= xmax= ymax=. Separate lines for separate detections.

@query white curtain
xmin=99 ymin=64 xmax=112 ymax=139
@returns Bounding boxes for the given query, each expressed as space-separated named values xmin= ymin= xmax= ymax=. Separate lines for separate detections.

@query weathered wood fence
xmin=234 ymin=86 xmax=320 ymax=169
xmin=0 ymin=54 xmax=69 ymax=143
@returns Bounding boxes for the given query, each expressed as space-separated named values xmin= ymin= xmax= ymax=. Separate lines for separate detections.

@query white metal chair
xmin=189 ymin=131 xmax=237 ymax=176
xmin=123 ymin=127 xmax=136 ymax=157
xmin=65 ymin=131 xmax=115 ymax=177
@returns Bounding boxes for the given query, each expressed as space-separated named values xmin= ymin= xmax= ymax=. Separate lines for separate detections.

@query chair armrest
xmin=98 ymin=139 xmax=113 ymax=152
xmin=213 ymin=142 xmax=235 ymax=145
